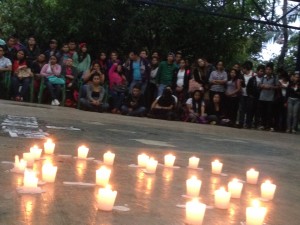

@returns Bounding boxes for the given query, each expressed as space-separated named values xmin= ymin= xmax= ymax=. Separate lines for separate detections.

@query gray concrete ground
xmin=0 ymin=99 xmax=299 ymax=225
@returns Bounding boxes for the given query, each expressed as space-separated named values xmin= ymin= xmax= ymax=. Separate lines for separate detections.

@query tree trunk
xmin=277 ymin=0 xmax=288 ymax=69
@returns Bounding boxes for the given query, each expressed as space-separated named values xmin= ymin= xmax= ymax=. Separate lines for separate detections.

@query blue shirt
xmin=133 ymin=61 xmax=141 ymax=81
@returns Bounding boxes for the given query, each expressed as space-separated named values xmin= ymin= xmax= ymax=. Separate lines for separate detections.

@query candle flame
xmin=47 ymin=138 xmax=53 ymax=143
xmin=106 ymin=184 xmax=112 ymax=190
xmin=191 ymin=176 xmax=197 ymax=180
xmin=233 ymin=178 xmax=238 ymax=182
xmin=265 ymin=180 xmax=271 ymax=184
xmin=214 ymin=159 xmax=219 ymax=163
xmin=252 ymin=200 xmax=260 ymax=207
xmin=249 ymin=168 xmax=255 ymax=171
xmin=220 ymin=186 xmax=225 ymax=191
xmin=191 ymin=198 xmax=199 ymax=203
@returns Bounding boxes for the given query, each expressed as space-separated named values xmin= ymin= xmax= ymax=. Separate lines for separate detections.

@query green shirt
xmin=156 ymin=61 xmax=177 ymax=85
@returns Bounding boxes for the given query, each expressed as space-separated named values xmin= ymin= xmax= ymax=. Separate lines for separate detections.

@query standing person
xmin=208 ymin=60 xmax=227 ymax=101
xmin=3 ymin=36 xmax=16 ymax=62
xmin=107 ymin=51 xmax=120 ymax=69
xmin=156 ymin=52 xmax=177 ymax=97
xmin=40 ymin=55 xmax=63 ymax=106
xmin=258 ymin=62 xmax=278 ymax=131
xmin=109 ymin=63 xmax=127 ymax=113
xmin=44 ymin=39 xmax=61 ymax=61
xmin=79 ymin=72 xmax=108 ymax=112
xmin=121 ymin=84 xmax=146 ymax=117
xmin=68 ymin=40 xmax=77 ymax=58
xmin=225 ymin=69 xmax=241 ymax=126
xmin=175 ymin=51 xmax=183 ymax=68
xmin=147 ymin=56 xmax=160 ymax=109
xmin=185 ymin=90 xmax=206 ymax=123
xmin=127 ymin=50 xmax=150 ymax=94
xmin=246 ymin=65 xmax=265 ymax=128
xmin=11 ymin=50 xmax=33 ymax=101
xmin=238 ymin=60 xmax=255 ymax=128
xmin=73 ymin=43 xmax=91 ymax=77
xmin=25 ymin=36 xmax=40 ymax=67
xmin=59 ymin=43 xmax=71 ymax=66
xmin=286 ymin=73 xmax=300 ymax=133
xmin=172 ymin=59 xmax=190 ymax=105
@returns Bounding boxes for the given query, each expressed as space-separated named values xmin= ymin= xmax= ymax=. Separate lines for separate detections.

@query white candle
xmin=146 ymin=158 xmax=158 ymax=174
xmin=103 ymin=151 xmax=115 ymax=165
xmin=30 ymin=145 xmax=42 ymax=160
xmin=78 ymin=145 xmax=89 ymax=159
xmin=246 ymin=200 xmax=267 ymax=225
xmin=23 ymin=169 xmax=38 ymax=188
xmin=137 ymin=153 xmax=149 ymax=167
xmin=97 ymin=185 xmax=117 ymax=211
xmin=214 ymin=187 xmax=231 ymax=209
xmin=14 ymin=155 xmax=27 ymax=172
xmin=261 ymin=180 xmax=276 ymax=201
xmin=186 ymin=176 xmax=202 ymax=197
xmin=247 ymin=168 xmax=259 ymax=184
xmin=228 ymin=178 xmax=243 ymax=198
xmin=164 ymin=154 xmax=176 ymax=167
xmin=96 ymin=166 xmax=111 ymax=186
xmin=211 ymin=159 xmax=223 ymax=174
xmin=23 ymin=152 xmax=34 ymax=167
xmin=44 ymin=139 xmax=55 ymax=154
xmin=189 ymin=156 xmax=200 ymax=169
xmin=186 ymin=199 xmax=206 ymax=225
xmin=42 ymin=162 xmax=57 ymax=183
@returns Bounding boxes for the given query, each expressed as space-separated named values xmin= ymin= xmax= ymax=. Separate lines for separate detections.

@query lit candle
xmin=164 ymin=154 xmax=176 ymax=167
xmin=189 ymin=156 xmax=200 ymax=169
xmin=261 ymin=180 xmax=276 ymax=201
xmin=103 ymin=151 xmax=115 ymax=165
xmin=228 ymin=178 xmax=243 ymax=198
xmin=211 ymin=159 xmax=223 ymax=175
xmin=246 ymin=200 xmax=267 ymax=225
xmin=214 ymin=187 xmax=231 ymax=209
xmin=96 ymin=166 xmax=111 ymax=186
xmin=146 ymin=158 xmax=158 ymax=174
xmin=247 ymin=168 xmax=260 ymax=184
xmin=186 ymin=176 xmax=202 ymax=197
xmin=186 ymin=199 xmax=206 ymax=225
xmin=42 ymin=162 xmax=58 ymax=183
xmin=23 ymin=152 xmax=34 ymax=167
xmin=23 ymin=169 xmax=38 ymax=189
xmin=78 ymin=145 xmax=89 ymax=159
xmin=137 ymin=153 xmax=149 ymax=167
xmin=44 ymin=139 xmax=55 ymax=154
xmin=30 ymin=145 xmax=42 ymax=160
xmin=97 ymin=185 xmax=117 ymax=211
xmin=14 ymin=155 xmax=27 ymax=172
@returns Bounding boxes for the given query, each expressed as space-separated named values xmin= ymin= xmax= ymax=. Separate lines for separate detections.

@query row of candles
xmin=13 ymin=139 xmax=276 ymax=225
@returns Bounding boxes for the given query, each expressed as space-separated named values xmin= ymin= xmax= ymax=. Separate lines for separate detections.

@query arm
xmin=40 ymin=64 xmax=49 ymax=76
xmin=0 ymin=65 xmax=12 ymax=72
xmin=53 ymin=65 xmax=61 ymax=76
xmin=155 ymin=63 xmax=163 ymax=84
xmin=86 ymin=85 xmax=94 ymax=102
xmin=201 ymin=104 xmax=205 ymax=116
xmin=72 ymin=52 xmax=79 ymax=68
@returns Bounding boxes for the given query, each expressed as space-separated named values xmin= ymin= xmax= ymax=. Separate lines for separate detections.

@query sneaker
xmin=258 ymin=126 xmax=265 ymax=130
xmin=51 ymin=100 xmax=56 ymax=106
xmin=292 ymin=130 xmax=297 ymax=134
xmin=54 ymin=99 xmax=60 ymax=106
xmin=270 ymin=127 xmax=274 ymax=132
xmin=286 ymin=129 xmax=291 ymax=133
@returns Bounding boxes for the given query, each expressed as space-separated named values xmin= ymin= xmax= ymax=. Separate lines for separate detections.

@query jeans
xmin=225 ymin=96 xmax=239 ymax=125
xmin=11 ymin=76 xmax=31 ymax=99
xmin=238 ymin=96 xmax=252 ymax=127
xmin=259 ymin=100 xmax=274 ymax=129
xmin=157 ymin=84 xmax=167 ymax=97
xmin=121 ymin=105 xmax=146 ymax=116
xmin=79 ymin=98 xmax=109 ymax=112
xmin=287 ymin=98 xmax=300 ymax=130
xmin=109 ymin=90 xmax=125 ymax=109
xmin=129 ymin=80 xmax=147 ymax=94
xmin=45 ymin=78 xmax=62 ymax=101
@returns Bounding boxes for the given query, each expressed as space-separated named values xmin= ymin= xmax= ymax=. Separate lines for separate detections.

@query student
xmin=121 ymin=84 xmax=146 ymax=117
xmin=109 ymin=63 xmax=127 ymax=113
xmin=156 ymin=52 xmax=177 ymax=96
xmin=3 ymin=36 xmax=16 ymax=62
xmin=68 ymin=40 xmax=77 ymax=58
xmin=258 ymin=62 xmax=278 ymax=131
xmin=206 ymin=93 xmax=226 ymax=125
xmin=107 ymin=51 xmax=120 ymax=69
xmin=59 ymin=43 xmax=71 ymax=66
xmin=94 ymin=51 xmax=108 ymax=78
xmin=73 ymin=43 xmax=91 ymax=76
xmin=30 ymin=53 xmax=47 ymax=100
xmin=0 ymin=46 xmax=12 ymax=74
xmin=225 ymin=69 xmax=241 ymax=126
xmin=146 ymin=57 xmax=160 ymax=109
xmin=286 ymin=73 xmax=300 ymax=133
xmin=148 ymin=86 xmax=176 ymax=120
xmin=79 ymin=72 xmax=108 ymax=112
xmin=185 ymin=90 xmax=206 ymax=123
xmin=44 ymin=39 xmax=61 ymax=61
xmin=246 ymin=65 xmax=265 ymax=128
xmin=40 ymin=55 xmax=63 ymax=106
xmin=208 ymin=60 xmax=227 ymax=101
xmin=82 ymin=62 xmax=102 ymax=83
xmin=191 ymin=58 xmax=212 ymax=93
xmin=11 ymin=50 xmax=33 ymax=101
xmin=25 ymin=36 xmax=40 ymax=67
xmin=172 ymin=59 xmax=190 ymax=105
xmin=175 ymin=51 xmax=183 ymax=68
xmin=238 ymin=60 xmax=255 ymax=128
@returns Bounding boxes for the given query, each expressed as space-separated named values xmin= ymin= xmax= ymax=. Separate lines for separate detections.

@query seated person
xmin=206 ymin=93 xmax=228 ymax=125
xmin=185 ymin=90 xmax=206 ymax=123
xmin=0 ymin=46 xmax=12 ymax=98
xmin=148 ymin=86 xmax=176 ymax=120
xmin=121 ymin=84 xmax=146 ymax=117
xmin=61 ymin=58 xmax=78 ymax=106
xmin=30 ymin=53 xmax=47 ymax=100
xmin=79 ymin=72 xmax=108 ymax=112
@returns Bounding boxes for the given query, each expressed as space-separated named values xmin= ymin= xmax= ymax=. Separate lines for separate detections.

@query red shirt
xmin=12 ymin=60 xmax=27 ymax=73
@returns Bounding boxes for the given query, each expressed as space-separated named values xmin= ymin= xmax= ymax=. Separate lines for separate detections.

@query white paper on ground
xmin=176 ymin=204 xmax=186 ymax=208
xmin=113 ymin=206 xmax=130 ymax=211
xmin=46 ymin=126 xmax=81 ymax=131
xmin=74 ymin=157 xmax=95 ymax=161
xmin=10 ymin=168 xmax=24 ymax=174
xmin=17 ymin=187 xmax=45 ymax=194
xmin=220 ymin=173 xmax=228 ymax=177
xmin=130 ymin=139 xmax=176 ymax=147
xmin=128 ymin=164 xmax=143 ymax=168
xmin=1 ymin=161 xmax=14 ymax=164
xmin=63 ymin=182 xmax=96 ymax=187
xmin=187 ymin=166 xmax=204 ymax=171
xmin=240 ymin=222 xmax=266 ymax=225
xmin=57 ymin=154 xmax=72 ymax=158
xmin=181 ymin=195 xmax=201 ymax=199
xmin=94 ymin=160 xmax=104 ymax=164
xmin=142 ymin=169 xmax=155 ymax=175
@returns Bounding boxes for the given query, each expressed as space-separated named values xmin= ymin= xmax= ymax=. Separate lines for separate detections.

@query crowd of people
xmin=0 ymin=35 xmax=299 ymax=134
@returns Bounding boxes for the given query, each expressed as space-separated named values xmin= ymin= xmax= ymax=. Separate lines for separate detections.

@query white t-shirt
xmin=176 ymin=70 xmax=185 ymax=87
xmin=186 ymin=98 xmax=205 ymax=112
xmin=0 ymin=56 xmax=12 ymax=68
xmin=242 ymin=71 xmax=255 ymax=96
xmin=156 ymin=95 xmax=178 ymax=104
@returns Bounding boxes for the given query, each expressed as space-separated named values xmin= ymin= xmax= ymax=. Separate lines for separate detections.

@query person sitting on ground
xmin=11 ymin=50 xmax=33 ymax=101
xmin=185 ymin=90 xmax=206 ymax=123
xmin=148 ymin=86 xmax=176 ymax=120
xmin=206 ymin=93 xmax=227 ymax=125
xmin=40 ymin=55 xmax=63 ymax=106
xmin=121 ymin=84 xmax=146 ymax=117
xmin=79 ymin=72 xmax=108 ymax=112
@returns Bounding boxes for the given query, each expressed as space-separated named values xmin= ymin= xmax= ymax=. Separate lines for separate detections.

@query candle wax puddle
xmin=158 ymin=163 xmax=180 ymax=169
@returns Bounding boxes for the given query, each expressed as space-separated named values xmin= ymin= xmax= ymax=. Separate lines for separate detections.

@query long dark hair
xmin=228 ymin=69 xmax=239 ymax=82
xmin=78 ymin=46 xmax=88 ymax=63
xmin=16 ymin=50 xmax=26 ymax=64
xmin=192 ymin=90 xmax=203 ymax=112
